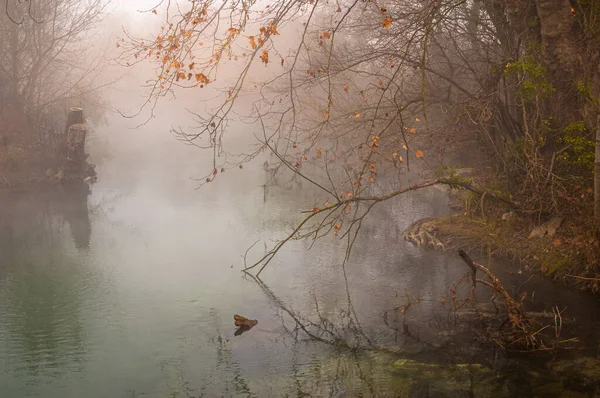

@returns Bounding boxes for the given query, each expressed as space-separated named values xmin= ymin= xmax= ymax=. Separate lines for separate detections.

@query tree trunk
xmin=595 ymin=104 xmax=600 ymax=230
xmin=535 ymin=0 xmax=581 ymax=125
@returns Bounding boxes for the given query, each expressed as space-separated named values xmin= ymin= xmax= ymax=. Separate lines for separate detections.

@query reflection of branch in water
xmin=340 ymin=254 xmax=373 ymax=348
xmin=245 ymin=273 xmax=329 ymax=344
xmin=245 ymin=273 xmax=403 ymax=356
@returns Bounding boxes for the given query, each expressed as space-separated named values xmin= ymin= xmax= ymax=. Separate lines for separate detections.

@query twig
xmin=564 ymin=274 xmax=600 ymax=282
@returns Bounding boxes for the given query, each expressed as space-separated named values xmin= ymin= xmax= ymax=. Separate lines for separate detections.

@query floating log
xmin=234 ymin=314 xmax=258 ymax=327
xmin=233 ymin=314 xmax=258 ymax=336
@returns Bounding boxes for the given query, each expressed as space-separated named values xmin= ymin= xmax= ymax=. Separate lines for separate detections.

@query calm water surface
xmin=2 ymin=133 xmax=600 ymax=397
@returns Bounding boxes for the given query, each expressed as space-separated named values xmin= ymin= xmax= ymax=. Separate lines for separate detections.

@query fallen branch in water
xmin=456 ymin=250 xmax=576 ymax=351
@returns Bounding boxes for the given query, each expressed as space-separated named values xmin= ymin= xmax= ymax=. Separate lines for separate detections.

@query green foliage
xmin=576 ymin=82 xmax=594 ymax=101
xmin=433 ymin=165 xmax=453 ymax=178
xmin=559 ymin=121 xmax=595 ymax=170
xmin=504 ymin=56 xmax=554 ymax=100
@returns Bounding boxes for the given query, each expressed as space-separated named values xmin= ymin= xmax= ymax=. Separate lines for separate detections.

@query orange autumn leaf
xmin=415 ymin=150 xmax=424 ymax=158
xmin=334 ymin=224 xmax=341 ymax=231
xmin=313 ymin=207 xmax=320 ymax=213
xmin=382 ymin=17 xmax=392 ymax=30
xmin=409 ymin=128 xmax=417 ymax=134
xmin=195 ymin=73 xmax=209 ymax=84
xmin=343 ymin=85 xmax=349 ymax=93
xmin=260 ymin=49 xmax=269 ymax=65
xmin=270 ymin=22 xmax=279 ymax=35
xmin=316 ymin=149 xmax=323 ymax=158
xmin=415 ymin=117 xmax=421 ymax=123
xmin=368 ymin=176 xmax=375 ymax=183
xmin=249 ymin=36 xmax=257 ymax=49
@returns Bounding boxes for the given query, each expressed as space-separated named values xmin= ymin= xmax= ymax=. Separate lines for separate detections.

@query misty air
xmin=1 ymin=1 xmax=600 ymax=397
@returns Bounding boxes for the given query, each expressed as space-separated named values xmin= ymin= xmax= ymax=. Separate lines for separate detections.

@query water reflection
xmin=2 ymin=154 xmax=600 ymax=397
xmin=62 ymin=184 xmax=92 ymax=249
xmin=0 ymin=189 xmax=93 ymax=393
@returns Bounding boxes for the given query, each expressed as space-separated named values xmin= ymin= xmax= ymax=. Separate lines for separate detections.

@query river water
xmin=2 ymin=126 xmax=600 ymax=397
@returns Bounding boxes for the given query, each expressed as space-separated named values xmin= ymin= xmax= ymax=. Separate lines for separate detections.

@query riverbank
xmin=0 ymin=108 xmax=97 ymax=193
xmin=0 ymin=155 xmax=94 ymax=194
xmin=403 ymin=186 xmax=600 ymax=293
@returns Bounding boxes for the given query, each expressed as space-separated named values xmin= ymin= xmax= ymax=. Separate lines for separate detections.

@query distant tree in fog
xmin=0 ymin=0 xmax=110 ymax=148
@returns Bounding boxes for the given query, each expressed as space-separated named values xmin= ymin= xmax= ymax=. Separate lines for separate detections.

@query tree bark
xmin=535 ymin=0 xmax=581 ymax=124
xmin=595 ymin=104 xmax=600 ymax=230
xmin=535 ymin=0 xmax=578 ymax=77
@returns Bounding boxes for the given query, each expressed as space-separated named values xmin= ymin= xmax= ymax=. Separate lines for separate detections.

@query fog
xmin=3 ymin=1 xmax=600 ymax=397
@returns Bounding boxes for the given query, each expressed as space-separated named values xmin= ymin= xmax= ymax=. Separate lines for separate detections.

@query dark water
xmin=1 ymin=138 xmax=600 ymax=397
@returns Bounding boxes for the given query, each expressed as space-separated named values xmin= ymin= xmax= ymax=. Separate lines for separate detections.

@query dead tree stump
xmin=59 ymin=108 xmax=89 ymax=182
xmin=64 ymin=107 xmax=84 ymax=138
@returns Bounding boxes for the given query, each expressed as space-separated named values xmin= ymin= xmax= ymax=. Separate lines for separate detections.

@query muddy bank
xmin=403 ymin=191 xmax=600 ymax=292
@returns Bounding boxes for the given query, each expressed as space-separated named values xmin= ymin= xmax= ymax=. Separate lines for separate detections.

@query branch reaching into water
xmin=243 ymin=178 xmax=519 ymax=277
